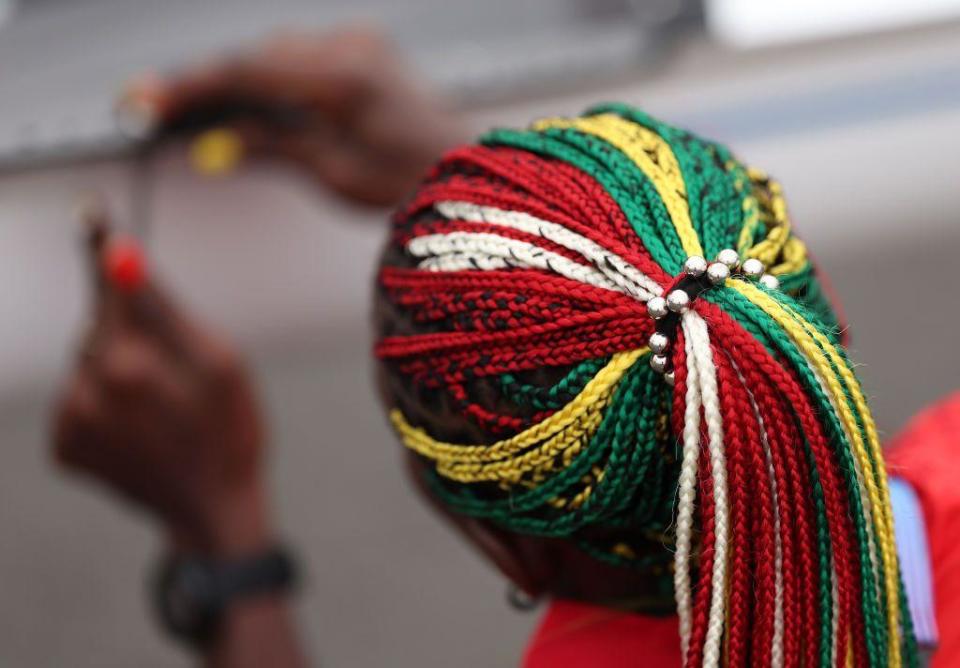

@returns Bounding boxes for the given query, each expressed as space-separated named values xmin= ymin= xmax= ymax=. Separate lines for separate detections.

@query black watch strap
xmin=153 ymin=546 xmax=298 ymax=649
xmin=216 ymin=548 xmax=296 ymax=602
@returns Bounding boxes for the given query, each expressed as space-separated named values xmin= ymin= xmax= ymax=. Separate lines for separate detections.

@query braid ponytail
xmin=375 ymin=103 xmax=917 ymax=667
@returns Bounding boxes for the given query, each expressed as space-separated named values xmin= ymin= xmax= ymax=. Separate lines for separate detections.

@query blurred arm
xmin=123 ymin=27 xmax=468 ymax=206
xmin=53 ymin=208 xmax=308 ymax=666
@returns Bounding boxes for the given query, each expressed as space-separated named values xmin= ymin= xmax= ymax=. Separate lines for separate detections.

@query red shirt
xmin=523 ymin=600 xmax=681 ymax=667
xmin=524 ymin=391 xmax=960 ymax=668
xmin=886 ymin=391 xmax=960 ymax=668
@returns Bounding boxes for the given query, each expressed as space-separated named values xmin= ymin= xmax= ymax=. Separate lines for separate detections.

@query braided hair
xmin=374 ymin=103 xmax=917 ymax=667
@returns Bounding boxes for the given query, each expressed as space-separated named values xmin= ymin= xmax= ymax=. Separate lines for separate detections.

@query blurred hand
xmin=125 ymin=27 xmax=467 ymax=206
xmin=53 ymin=208 xmax=270 ymax=556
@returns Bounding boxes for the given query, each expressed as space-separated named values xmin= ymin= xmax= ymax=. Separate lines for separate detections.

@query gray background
xmin=1 ymin=7 xmax=959 ymax=667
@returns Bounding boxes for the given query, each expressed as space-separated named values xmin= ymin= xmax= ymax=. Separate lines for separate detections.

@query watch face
xmin=157 ymin=559 xmax=219 ymax=642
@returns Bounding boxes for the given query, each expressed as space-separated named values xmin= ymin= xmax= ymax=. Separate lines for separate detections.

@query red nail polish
xmin=104 ymin=240 xmax=147 ymax=292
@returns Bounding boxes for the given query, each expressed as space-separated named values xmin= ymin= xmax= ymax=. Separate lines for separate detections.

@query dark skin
xmin=123 ymin=27 xmax=465 ymax=206
xmin=56 ymin=206 xmax=304 ymax=668
xmin=377 ymin=277 xmax=674 ymax=610
xmin=54 ymin=28 xmax=660 ymax=668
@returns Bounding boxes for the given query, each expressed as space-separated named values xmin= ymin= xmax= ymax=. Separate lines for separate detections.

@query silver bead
xmin=706 ymin=262 xmax=730 ymax=285
xmin=647 ymin=296 xmax=668 ymax=319
xmin=741 ymin=258 xmax=765 ymax=279
xmin=649 ymin=332 xmax=670 ymax=355
xmin=715 ymin=248 xmax=740 ymax=269
xmin=666 ymin=290 xmax=690 ymax=313
xmin=759 ymin=273 xmax=780 ymax=290
xmin=650 ymin=354 xmax=669 ymax=374
xmin=683 ymin=255 xmax=707 ymax=277
xmin=663 ymin=369 xmax=676 ymax=386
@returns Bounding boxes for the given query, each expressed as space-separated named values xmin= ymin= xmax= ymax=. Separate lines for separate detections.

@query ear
xmin=452 ymin=514 xmax=546 ymax=599
xmin=402 ymin=451 xmax=547 ymax=598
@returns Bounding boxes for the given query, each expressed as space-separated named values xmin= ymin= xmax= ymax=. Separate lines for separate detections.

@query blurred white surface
xmin=707 ymin=0 xmax=960 ymax=47
xmin=0 ymin=0 xmax=651 ymax=169
xmin=1 ymin=20 xmax=959 ymax=668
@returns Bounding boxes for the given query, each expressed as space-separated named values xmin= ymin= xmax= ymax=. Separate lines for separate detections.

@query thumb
xmin=76 ymin=192 xmax=111 ymax=300
xmin=77 ymin=195 xmax=135 ymax=337
xmin=101 ymin=240 xmax=203 ymax=365
xmin=78 ymin=205 xmax=195 ymax=367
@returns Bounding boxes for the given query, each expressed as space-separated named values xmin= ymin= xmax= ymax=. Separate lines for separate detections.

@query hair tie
xmin=647 ymin=250 xmax=781 ymax=384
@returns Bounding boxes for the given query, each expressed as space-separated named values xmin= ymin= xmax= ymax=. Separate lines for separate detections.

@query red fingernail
xmin=104 ymin=239 xmax=147 ymax=292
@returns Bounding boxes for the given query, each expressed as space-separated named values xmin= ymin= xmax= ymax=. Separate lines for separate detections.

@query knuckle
xmin=203 ymin=346 xmax=244 ymax=381
xmin=61 ymin=398 xmax=95 ymax=429
xmin=58 ymin=382 xmax=98 ymax=427
xmin=52 ymin=437 xmax=83 ymax=470
xmin=100 ymin=347 xmax=152 ymax=392
xmin=53 ymin=389 xmax=101 ymax=467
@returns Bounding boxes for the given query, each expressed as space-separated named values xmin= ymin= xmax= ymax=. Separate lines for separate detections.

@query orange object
xmin=190 ymin=128 xmax=244 ymax=176
xmin=104 ymin=239 xmax=147 ymax=292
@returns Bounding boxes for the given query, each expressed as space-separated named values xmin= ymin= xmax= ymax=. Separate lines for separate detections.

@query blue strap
xmin=890 ymin=476 xmax=938 ymax=650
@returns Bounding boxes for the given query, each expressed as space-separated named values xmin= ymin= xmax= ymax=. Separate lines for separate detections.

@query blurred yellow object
xmin=190 ymin=128 xmax=244 ymax=176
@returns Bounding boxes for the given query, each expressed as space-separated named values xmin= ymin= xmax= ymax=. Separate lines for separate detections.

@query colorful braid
xmin=375 ymin=103 xmax=917 ymax=667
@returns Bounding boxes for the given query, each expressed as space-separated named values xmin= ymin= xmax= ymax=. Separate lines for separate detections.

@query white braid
xmin=684 ymin=312 xmax=730 ymax=668
xmin=435 ymin=201 xmax=662 ymax=300
xmin=831 ymin=561 xmax=840 ymax=661
xmin=764 ymin=428 xmax=785 ymax=668
xmin=674 ymin=319 xmax=703 ymax=662
xmin=420 ymin=253 xmax=511 ymax=272
xmin=732 ymin=356 xmax=785 ymax=668
xmin=408 ymin=232 xmax=624 ymax=294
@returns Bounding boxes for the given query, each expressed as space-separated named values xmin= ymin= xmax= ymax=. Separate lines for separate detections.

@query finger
xmin=102 ymin=268 xmax=203 ymax=366
xmin=95 ymin=330 xmax=188 ymax=403
xmin=89 ymin=221 xmax=224 ymax=371
xmin=129 ymin=29 xmax=387 ymax=127
xmin=89 ymin=235 xmax=149 ymax=351
xmin=75 ymin=192 xmax=111 ymax=302
xmin=187 ymin=121 xmax=314 ymax=176
xmin=74 ymin=195 xmax=129 ymax=361
xmin=53 ymin=371 xmax=104 ymax=470
xmin=94 ymin=236 xmax=191 ymax=362
xmin=138 ymin=55 xmax=307 ymax=127
xmin=74 ymin=198 xmax=147 ymax=327
xmin=291 ymin=132 xmax=418 ymax=206
xmin=122 ymin=283 xmax=252 ymax=398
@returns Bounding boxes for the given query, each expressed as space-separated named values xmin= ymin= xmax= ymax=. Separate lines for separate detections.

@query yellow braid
xmin=390 ymin=349 xmax=645 ymax=484
xmin=738 ymin=167 xmax=808 ymax=276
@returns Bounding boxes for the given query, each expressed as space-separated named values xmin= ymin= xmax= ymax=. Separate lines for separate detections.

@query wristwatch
xmin=152 ymin=546 xmax=298 ymax=649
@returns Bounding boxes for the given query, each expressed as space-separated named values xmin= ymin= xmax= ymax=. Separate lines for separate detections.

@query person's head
xmin=374 ymin=103 xmax=915 ymax=664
